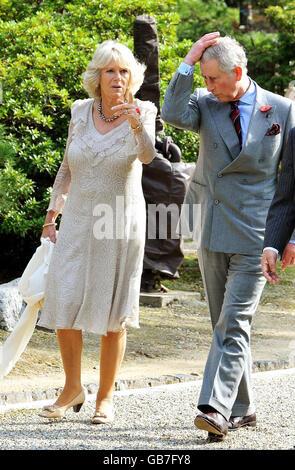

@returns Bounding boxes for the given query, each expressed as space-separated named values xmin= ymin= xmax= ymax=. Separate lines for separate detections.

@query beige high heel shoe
xmin=91 ymin=398 xmax=114 ymax=424
xmin=38 ymin=388 xmax=86 ymax=419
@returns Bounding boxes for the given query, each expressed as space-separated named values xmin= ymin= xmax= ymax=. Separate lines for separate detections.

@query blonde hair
xmin=82 ymin=40 xmax=146 ymax=100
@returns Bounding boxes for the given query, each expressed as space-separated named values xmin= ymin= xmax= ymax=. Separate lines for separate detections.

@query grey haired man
xmin=162 ymin=32 xmax=295 ymax=440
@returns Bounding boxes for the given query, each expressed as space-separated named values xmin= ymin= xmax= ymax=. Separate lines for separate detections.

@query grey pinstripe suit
xmin=162 ymin=71 xmax=295 ymax=420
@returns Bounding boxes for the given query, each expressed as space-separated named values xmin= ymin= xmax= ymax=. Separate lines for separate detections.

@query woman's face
xmin=99 ymin=59 xmax=130 ymax=102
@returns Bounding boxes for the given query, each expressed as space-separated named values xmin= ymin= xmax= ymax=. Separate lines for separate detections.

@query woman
xmin=38 ymin=40 xmax=157 ymax=423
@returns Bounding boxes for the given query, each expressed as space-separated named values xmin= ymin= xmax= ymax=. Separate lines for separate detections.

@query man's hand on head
xmin=183 ymin=32 xmax=220 ymax=67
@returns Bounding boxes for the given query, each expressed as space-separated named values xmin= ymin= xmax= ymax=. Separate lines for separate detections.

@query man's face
xmin=200 ymin=58 xmax=240 ymax=102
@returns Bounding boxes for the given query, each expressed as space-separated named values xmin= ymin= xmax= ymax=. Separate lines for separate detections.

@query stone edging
xmin=0 ymin=358 xmax=294 ymax=409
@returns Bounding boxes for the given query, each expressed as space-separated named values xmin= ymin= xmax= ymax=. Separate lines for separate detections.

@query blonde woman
xmin=38 ymin=41 xmax=157 ymax=423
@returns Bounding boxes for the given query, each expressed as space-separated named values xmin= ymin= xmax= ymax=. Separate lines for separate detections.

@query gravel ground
xmin=0 ymin=369 xmax=295 ymax=451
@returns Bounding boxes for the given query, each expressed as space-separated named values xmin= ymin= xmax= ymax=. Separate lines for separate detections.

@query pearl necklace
xmin=97 ymin=100 xmax=119 ymax=122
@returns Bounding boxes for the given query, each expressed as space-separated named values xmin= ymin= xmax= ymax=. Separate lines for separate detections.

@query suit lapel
xmin=243 ymin=83 xmax=276 ymax=152
xmin=207 ymin=83 xmax=276 ymax=172
xmin=207 ymin=97 xmax=241 ymax=160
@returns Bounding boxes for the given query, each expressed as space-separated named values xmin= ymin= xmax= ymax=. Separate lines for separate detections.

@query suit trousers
xmin=197 ymin=248 xmax=266 ymax=420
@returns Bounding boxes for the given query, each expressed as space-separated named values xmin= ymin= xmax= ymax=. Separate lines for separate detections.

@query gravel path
xmin=0 ymin=369 xmax=295 ymax=451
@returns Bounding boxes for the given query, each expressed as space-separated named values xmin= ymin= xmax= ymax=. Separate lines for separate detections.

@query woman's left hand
xmin=111 ymin=92 xmax=142 ymax=130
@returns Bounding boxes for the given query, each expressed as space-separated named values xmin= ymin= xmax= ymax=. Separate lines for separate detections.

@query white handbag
xmin=0 ymin=236 xmax=55 ymax=379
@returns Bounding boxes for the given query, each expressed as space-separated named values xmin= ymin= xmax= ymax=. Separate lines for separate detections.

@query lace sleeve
xmin=134 ymin=101 xmax=157 ymax=164
xmin=47 ymin=121 xmax=73 ymax=214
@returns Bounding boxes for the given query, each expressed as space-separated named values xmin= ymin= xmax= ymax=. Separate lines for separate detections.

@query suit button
xmin=217 ymin=173 xmax=223 ymax=178
xmin=214 ymin=199 xmax=220 ymax=205
xmin=214 ymin=143 xmax=218 ymax=148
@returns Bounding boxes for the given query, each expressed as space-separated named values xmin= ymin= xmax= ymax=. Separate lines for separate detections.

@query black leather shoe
xmin=194 ymin=411 xmax=228 ymax=438
xmin=228 ymin=413 xmax=256 ymax=431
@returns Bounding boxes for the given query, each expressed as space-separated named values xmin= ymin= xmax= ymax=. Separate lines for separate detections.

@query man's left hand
xmin=281 ymin=242 xmax=295 ymax=269
xmin=261 ymin=249 xmax=280 ymax=284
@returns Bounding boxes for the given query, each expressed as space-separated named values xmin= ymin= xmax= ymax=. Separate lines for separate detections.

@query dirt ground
xmin=1 ymin=254 xmax=295 ymax=394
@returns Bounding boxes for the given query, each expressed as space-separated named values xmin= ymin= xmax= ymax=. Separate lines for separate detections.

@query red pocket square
xmin=266 ymin=123 xmax=281 ymax=136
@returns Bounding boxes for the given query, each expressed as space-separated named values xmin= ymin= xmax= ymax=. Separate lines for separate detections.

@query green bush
xmin=177 ymin=0 xmax=239 ymax=40
xmin=236 ymin=31 xmax=283 ymax=94
xmin=0 ymin=125 xmax=41 ymax=282
xmin=233 ymin=1 xmax=295 ymax=95
xmin=0 ymin=126 xmax=39 ymax=237
xmin=261 ymin=0 xmax=295 ymax=94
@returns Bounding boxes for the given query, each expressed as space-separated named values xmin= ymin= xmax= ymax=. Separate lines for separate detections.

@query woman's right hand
xmin=40 ymin=224 xmax=57 ymax=244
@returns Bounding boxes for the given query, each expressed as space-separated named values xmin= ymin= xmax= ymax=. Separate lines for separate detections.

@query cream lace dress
xmin=38 ymin=98 xmax=157 ymax=335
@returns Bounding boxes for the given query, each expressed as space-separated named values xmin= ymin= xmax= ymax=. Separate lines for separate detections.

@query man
xmin=161 ymin=32 xmax=295 ymax=440
xmin=262 ymin=127 xmax=295 ymax=284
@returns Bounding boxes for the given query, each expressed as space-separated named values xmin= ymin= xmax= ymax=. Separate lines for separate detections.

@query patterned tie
xmin=229 ymin=100 xmax=242 ymax=150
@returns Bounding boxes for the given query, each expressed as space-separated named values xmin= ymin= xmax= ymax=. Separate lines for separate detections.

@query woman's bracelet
xmin=43 ymin=222 xmax=57 ymax=228
xmin=131 ymin=120 xmax=142 ymax=132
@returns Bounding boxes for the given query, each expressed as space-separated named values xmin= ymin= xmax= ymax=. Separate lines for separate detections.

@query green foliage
xmin=165 ymin=125 xmax=200 ymax=162
xmin=237 ymin=0 xmax=295 ymax=94
xmin=177 ymin=0 xmax=239 ymax=40
xmin=236 ymin=31 xmax=283 ymax=93
xmin=0 ymin=126 xmax=40 ymax=237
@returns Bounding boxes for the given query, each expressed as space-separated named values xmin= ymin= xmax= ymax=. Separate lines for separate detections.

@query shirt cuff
xmin=288 ymin=240 xmax=295 ymax=244
xmin=178 ymin=62 xmax=195 ymax=76
xmin=263 ymin=247 xmax=279 ymax=255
